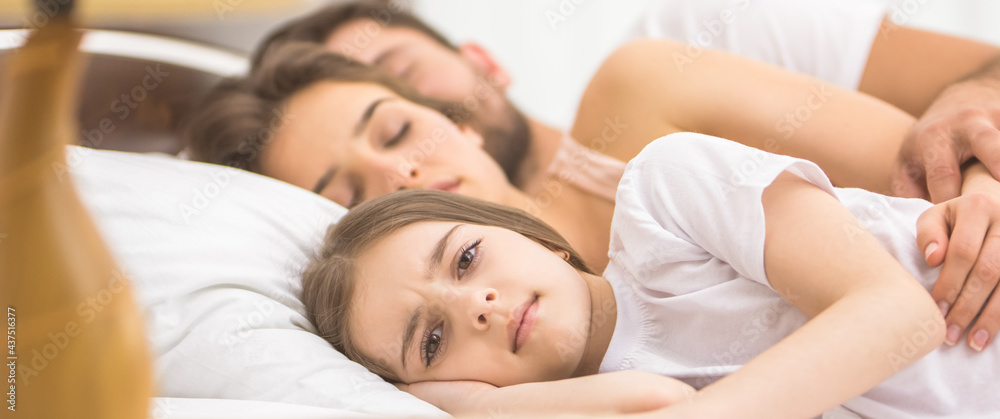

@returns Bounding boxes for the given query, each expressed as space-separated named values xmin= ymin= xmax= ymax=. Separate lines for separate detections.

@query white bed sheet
xmin=149 ymin=397 xmax=373 ymax=419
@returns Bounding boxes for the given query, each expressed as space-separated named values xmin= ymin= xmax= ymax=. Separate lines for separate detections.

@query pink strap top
xmin=546 ymin=135 xmax=627 ymax=202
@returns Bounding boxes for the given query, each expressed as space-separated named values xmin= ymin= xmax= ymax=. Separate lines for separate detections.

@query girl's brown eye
xmin=458 ymin=249 xmax=474 ymax=269
xmin=456 ymin=239 xmax=481 ymax=278
xmin=422 ymin=324 xmax=443 ymax=366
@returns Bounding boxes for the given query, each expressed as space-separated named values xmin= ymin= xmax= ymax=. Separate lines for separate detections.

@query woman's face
xmin=349 ymin=221 xmax=595 ymax=386
xmin=260 ymin=81 xmax=511 ymax=208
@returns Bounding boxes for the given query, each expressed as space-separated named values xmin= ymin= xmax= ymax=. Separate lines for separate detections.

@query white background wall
xmin=409 ymin=0 xmax=1000 ymax=129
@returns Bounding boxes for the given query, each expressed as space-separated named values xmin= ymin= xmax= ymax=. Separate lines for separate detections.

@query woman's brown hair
xmin=301 ymin=189 xmax=593 ymax=382
xmin=183 ymin=42 xmax=459 ymax=172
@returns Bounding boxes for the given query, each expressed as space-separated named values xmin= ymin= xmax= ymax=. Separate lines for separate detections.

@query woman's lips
xmin=426 ymin=178 xmax=461 ymax=193
xmin=511 ymin=296 xmax=539 ymax=353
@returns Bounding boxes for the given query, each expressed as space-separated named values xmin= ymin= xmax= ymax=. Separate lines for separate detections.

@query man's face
xmin=325 ymin=18 xmax=531 ymax=185
xmin=326 ymin=17 xmax=499 ymax=110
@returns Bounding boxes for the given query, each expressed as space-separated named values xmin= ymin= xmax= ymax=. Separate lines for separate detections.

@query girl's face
xmin=349 ymin=221 xmax=596 ymax=386
xmin=260 ymin=81 xmax=511 ymax=208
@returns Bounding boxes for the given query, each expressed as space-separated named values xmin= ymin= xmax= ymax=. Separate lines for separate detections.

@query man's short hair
xmin=251 ymin=0 xmax=456 ymax=72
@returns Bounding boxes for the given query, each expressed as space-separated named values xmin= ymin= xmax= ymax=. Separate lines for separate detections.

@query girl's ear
xmin=556 ymin=250 xmax=570 ymax=262
xmin=457 ymin=42 xmax=511 ymax=93
xmin=458 ymin=124 xmax=485 ymax=148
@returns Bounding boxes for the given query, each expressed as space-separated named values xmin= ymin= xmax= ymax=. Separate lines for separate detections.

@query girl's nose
xmin=468 ymin=287 xmax=498 ymax=331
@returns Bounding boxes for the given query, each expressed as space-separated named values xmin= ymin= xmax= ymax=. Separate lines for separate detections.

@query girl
xmin=301 ymin=133 xmax=999 ymax=418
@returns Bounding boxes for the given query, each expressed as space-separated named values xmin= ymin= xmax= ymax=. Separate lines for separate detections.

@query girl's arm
xmin=399 ymin=370 xmax=694 ymax=416
xmin=643 ymin=171 xmax=945 ymax=419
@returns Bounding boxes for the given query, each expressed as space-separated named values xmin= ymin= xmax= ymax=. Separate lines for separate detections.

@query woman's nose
xmin=468 ymin=288 xmax=498 ymax=331
xmin=357 ymin=154 xmax=420 ymax=193
xmin=397 ymin=167 xmax=420 ymax=191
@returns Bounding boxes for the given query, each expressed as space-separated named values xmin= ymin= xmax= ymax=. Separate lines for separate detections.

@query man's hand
xmin=893 ymin=58 xmax=1000 ymax=203
xmin=917 ymin=186 xmax=1000 ymax=352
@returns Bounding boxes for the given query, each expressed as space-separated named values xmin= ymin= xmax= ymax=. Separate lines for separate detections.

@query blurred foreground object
xmin=0 ymin=10 xmax=152 ymax=419
xmin=2 ymin=0 xmax=307 ymax=21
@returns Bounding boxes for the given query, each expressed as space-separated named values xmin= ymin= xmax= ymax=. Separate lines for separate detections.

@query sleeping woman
xmin=300 ymin=133 xmax=1000 ymax=418
xmin=185 ymin=41 xmax=1000 ymax=352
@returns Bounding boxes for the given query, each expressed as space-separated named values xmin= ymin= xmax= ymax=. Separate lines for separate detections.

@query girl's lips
xmin=512 ymin=296 xmax=539 ymax=353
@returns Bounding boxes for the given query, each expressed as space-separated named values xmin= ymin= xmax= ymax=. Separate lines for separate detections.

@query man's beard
xmin=472 ymin=101 xmax=532 ymax=187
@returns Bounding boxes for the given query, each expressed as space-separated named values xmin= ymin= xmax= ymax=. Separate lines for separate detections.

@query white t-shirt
xmin=627 ymin=0 xmax=887 ymax=90
xmin=600 ymin=133 xmax=1000 ymax=418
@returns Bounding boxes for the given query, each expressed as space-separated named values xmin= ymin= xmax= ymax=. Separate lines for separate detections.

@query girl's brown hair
xmin=301 ymin=189 xmax=592 ymax=382
xmin=183 ymin=42 xmax=459 ymax=172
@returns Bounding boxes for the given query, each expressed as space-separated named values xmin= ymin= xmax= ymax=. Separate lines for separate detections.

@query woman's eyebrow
xmin=354 ymin=97 xmax=389 ymax=136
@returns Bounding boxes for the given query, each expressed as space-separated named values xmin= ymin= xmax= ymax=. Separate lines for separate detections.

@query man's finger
xmin=890 ymin=158 xmax=929 ymax=200
xmin=967 ymin=120 xmax=1000 ymax=182
xmin=923 ymin=146 xmax=964 ymax=203
xmin=916 ymin=203 xmax=950 ymax=267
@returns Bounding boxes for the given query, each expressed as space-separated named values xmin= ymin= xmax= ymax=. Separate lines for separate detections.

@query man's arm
xmin=859 ymin=18 xmax=1000 ymax=118
xmin=856 ymin=17 xmax=1000 ymax=202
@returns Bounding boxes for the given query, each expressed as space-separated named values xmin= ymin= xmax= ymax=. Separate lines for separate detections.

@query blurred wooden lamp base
xmin=0 ymin=12 xmax=152 ymax=419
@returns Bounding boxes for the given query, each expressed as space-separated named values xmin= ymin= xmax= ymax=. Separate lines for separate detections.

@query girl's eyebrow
xmin=427 ymin=225 xmax=463 ymax=280
xmin=400 ymin=224 xmax=463 ymax=369
xmin=400 ymin=306 xmax=422 ymax=369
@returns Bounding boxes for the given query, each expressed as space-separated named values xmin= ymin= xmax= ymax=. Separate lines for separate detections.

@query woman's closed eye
xmin=384 ymin=121 xmax=410 ymax=148
xmin=421 ymin=322 xmax=444 ymax=367
xmin=456 ymin=238 xmax=483 ymax=278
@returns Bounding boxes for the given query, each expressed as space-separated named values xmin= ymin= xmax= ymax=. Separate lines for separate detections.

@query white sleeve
xmin=613 ymin=133 xmax=837 ymax=288
xmin=626 ymin=0 xmax=887 ymax=90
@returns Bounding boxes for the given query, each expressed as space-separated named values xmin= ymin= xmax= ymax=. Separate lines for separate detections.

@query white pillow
xmin=68 ymin=146 xmax=446 ymax=417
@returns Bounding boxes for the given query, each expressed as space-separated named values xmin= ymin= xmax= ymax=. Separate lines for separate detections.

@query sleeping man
xmin=184 ymin=1 xmax=1000 ymax=353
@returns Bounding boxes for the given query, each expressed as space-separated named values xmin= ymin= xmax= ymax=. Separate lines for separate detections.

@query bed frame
xmin=0 ymin=28 xmax=246 ymax=154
